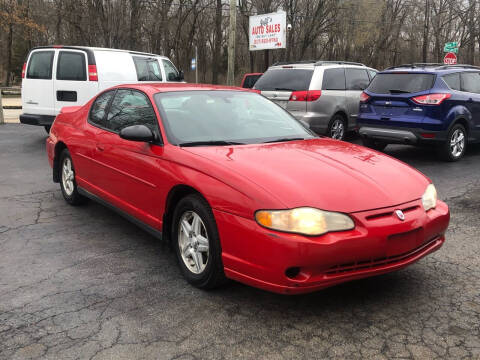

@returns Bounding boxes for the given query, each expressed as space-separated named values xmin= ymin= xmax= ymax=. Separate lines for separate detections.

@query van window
xmin=89 ymin=91 xmax=114 ymax=127
xmin=443 ymin=73 xmax=461 ymax=91
xmin=27 ymin=51 xmax=54 ymax=79
xmin=346 ymin=68 xmax=370 ymax=90
xmin=367 ymin=73 xmax=435 ymax=94
xmin=106 ymin=89 xmax=157 ymax=132
xmin=133 ymin=57 xmax=163 ymax=81
xmin=163 ymin=59 xmax=179 ymax=81
xmin=368 ymin=70 xmax=377 ymax=80
xmin=254 ymin=69 xmax=314 ymax=91
xmin=57 ymin=51 xmax=87 ymax=81
xmin=322 ymin=68 xmax=346 ymax=90
xmin=461 ymin=72 xmax=480 ymax=93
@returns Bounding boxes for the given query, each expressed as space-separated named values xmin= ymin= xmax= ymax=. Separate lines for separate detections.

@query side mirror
xmin=119 ymin=125 xmax=155 ymax=142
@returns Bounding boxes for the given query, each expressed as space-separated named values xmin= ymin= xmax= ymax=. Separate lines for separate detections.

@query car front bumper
xmin=215 ymin=199 xmax=449 ymax=294
xmin=20 ymin=114 xmax=56 ymax=126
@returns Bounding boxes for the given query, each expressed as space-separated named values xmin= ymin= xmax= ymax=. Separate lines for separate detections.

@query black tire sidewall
xmin=172 ymin=194 xmax=224 ymax=288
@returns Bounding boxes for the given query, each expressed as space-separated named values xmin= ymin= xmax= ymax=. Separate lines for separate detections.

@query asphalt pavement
xmin=1 ymin=124 xmax=479 ymax=359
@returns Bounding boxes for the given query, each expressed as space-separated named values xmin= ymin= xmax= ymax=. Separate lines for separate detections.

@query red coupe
xmin=46 ymin=83 xmax=450 ymax=294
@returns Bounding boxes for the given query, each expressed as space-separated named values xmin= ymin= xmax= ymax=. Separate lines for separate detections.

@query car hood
xmin=182 ymin=138 xmax=430 ymax=213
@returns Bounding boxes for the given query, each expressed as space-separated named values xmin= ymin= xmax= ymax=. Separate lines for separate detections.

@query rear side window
xmin=57 ymin=51 xmax=86 ymax=81
xmin=242 ymin=74 xmax=262 ymax=88
xmin=106 ymin=89 xmax=157 ymax=132
xmin=461 ymin=72 xmax=480 ymax=93
xmin=254 ymin=69 xmax=314 ymax=91
xmin=133 ymin=57 xmax=163 ymax=81
xmin=346 ymin=68 xmax=370 ymax=90
xmin=27 ymin=51 xmax=54 ymax=79
xmin=443 ymin=73 xmax=461 ymax=91
xmin=368 ymin=70 xmax=377 ymax=80
xmin=367 ymin=73 xmax=435 ymax=94
xmin=163 ymin=59 xmax=179 ymax=81
xmin=89 ymin=91 xmax=114 ymax=127
xmin=322 ymin=68 xmax=346 ymax=90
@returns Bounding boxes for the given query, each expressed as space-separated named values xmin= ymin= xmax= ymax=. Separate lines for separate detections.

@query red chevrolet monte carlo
xmin=46 ymin=83 xmax=450 ymax=294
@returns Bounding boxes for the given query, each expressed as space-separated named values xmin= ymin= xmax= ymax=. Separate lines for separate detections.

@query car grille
xmin=325 ymin=236 xmax=439 ymax=276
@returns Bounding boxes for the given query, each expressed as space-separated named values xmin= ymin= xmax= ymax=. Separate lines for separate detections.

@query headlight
xmin=422 ymin=183 xmax=437 ymax=211
xmin=255 ymin=207 xmax=354 ymax=236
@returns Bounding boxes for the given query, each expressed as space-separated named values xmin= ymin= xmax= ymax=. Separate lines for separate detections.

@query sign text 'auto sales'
xmin=249 ymin=11 xmax=286 ymax=51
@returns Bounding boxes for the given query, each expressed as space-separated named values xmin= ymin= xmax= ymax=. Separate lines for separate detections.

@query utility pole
xmin=195 ymin=46 xmax=198 ymax=83
xmin=422 ymin=0 xmax=430 ymax=63
xmin=227 ymin=0 xmax=236 ymax=86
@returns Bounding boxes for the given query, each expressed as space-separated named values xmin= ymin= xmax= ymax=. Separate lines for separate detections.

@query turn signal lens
xmin=422 ymin=183 xmax=437 ymax=211
xmin=255 ymin=207 xmax=354 ymax=236
xmin=289 ymin=90 xmax=321 ymax=102
xmin=21 ymin=62 xmax=26 ymax=79
xmin=88 ymin=65 xmax=98 ymax=81
xmin=412 ymin=93 xmax=451 ymax=105
xmin=360 ymin=92 xmax=370 ymax=103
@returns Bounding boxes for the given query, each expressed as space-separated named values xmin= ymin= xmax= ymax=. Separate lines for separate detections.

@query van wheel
xmin=328 ymin=115 xmax=346 ymax=140
xmin=44 ymin=125 xmax=51 ymax=134
xmin=438 ymin=124 xmax=467 ymax=161
xmin=172 ymin=194 xmax=227 ymax=289
xmin=362 ymin=138 xmax=388 ymax=151
xmin=59 ymin=149 xmax=86 ymax=205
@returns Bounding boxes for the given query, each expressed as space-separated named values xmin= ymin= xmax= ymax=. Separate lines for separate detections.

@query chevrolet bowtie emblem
xmin=395 ymin=209 xmax=405 ymax=221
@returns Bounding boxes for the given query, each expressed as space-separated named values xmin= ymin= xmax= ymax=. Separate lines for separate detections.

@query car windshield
xmin=154 ymin=90 xmax=315 ymax=145
xmin=367 ymin=73 xmax=435 ymax=94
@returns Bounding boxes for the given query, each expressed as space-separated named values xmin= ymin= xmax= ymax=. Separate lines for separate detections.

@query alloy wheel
xmin=178 ymin=211 xmax=210 ymax=274
xmin=330 ymin=119 xmax=345 ymax=140
xmin=61 ymin=157 xmax=75 ymax=196
xmin=450 ymin=128 xmax=465 ymax=158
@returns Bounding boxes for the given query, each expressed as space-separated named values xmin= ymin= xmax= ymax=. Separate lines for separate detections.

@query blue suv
xmin=357 ymin=64 xmax=480 ymax=161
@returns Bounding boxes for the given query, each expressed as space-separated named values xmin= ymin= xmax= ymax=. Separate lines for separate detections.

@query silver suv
xmin=254 ymin=61 xmax=377 ymax=140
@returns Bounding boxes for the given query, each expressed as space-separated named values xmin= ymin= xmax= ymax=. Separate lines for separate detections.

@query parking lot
xmin=0 ymin=124 xmax=479 ymax=359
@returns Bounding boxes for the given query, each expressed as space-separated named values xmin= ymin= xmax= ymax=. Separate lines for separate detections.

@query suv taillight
xmin=289 ymin=90 xmax=321 ymax=102
xmin=360 ymin=92 xmax=370 ymax=103
xmin=21 ymin=63 xmax=26 ymax=79
xmin=88 ymin=65 xmax=98 ymax=81
xmin=411 ymin=93 xmax=451 ymax=105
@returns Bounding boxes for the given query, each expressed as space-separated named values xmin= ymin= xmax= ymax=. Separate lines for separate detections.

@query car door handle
xmin=96 ymin=144 xmax=104 ymax=151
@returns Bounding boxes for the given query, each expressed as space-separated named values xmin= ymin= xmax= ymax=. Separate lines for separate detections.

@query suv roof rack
xmin=435 ymin=64 xmax=480 ymax=70
xmin=386 ymin=63 xmax=443 ymax=70
xmin=271 ymin=60 xmax=316 ymax=66
xmin=314 ymin=61 xmax=365 ymax=67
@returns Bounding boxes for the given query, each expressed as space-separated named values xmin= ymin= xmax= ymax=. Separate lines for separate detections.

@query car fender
xmin=444 ymin=105 xmax=472 ymax=133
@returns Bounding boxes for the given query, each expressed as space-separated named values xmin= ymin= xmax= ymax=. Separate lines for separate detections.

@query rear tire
xmin=361 ymin=138 xmax=388 ymax=151
xmin=438 ymin=123 xmax=467 ymax=161
xmin=44 ymin=125 xmax=51 ymax=134
xmin=327 ymin=114 xmax=347 ymax=140
xmin=59 ymin=149 xmax=87 ymax=205
xmin=172 ymin=194 xmax=227 ymax=290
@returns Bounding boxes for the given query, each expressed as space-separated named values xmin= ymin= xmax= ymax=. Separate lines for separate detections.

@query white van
xmin=20 ymin=46 xmax=183 ymax=132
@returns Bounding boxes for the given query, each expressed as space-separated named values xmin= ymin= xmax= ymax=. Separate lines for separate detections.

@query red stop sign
xmin=444 ymin=52 xmax=457 ymax=65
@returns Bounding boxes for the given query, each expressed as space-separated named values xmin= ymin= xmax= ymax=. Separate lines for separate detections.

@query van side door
xmin=54 ymin=50 xmax=98 ymax=114
xmin=22 ymin=50 xmax=55 ymax=116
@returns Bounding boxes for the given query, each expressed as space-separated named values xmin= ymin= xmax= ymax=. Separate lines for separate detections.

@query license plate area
xmin=387 ymin=228 xmax=423 ymax=257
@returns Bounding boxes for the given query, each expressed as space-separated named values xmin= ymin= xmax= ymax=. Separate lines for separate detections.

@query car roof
xmin=114 ymin=83 xmax=252 ymax=95
xmin=267 ymin=61 xmax=375 ymax=71
xmin=29 ymin=45 xmax=169 ymax=59
xmin=381 ymin=64 xmax=480 ymax=74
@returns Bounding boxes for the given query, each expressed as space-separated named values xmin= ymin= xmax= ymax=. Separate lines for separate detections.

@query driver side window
xmin=105 ymin=89 xmax=158 ymax=133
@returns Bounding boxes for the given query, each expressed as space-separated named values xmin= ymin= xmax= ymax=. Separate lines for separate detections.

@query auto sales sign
xmin=249 ymin=11 xmax=286 ymax=51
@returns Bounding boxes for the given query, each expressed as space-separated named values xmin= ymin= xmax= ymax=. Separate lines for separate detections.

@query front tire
xmin=172 ymin=194 xmax=226 ymax=289
xmin=327 ymin=114 xmax=347 ymax=140
xmin=59 ymin=149 xmax=86 ymax=205
xmin=438 ymin=124 xmax=467 ymax=161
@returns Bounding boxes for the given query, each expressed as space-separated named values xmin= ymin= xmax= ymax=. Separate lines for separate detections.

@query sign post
xmin=249 ymin=11 xmax=286 ymax=52
xmin=0 ymin=90 xmax=4 ymax=125
xmin=444 ymin=52 xmax=457 ymax=65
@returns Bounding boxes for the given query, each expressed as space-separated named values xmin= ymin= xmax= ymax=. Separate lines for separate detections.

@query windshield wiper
xmin=388 ymin=89 xmax=410 ymax=94
xmin=179 ymin=140 xmax=245 ymax=147
xmin=263 ymin=137 xmax=305 ymax=143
